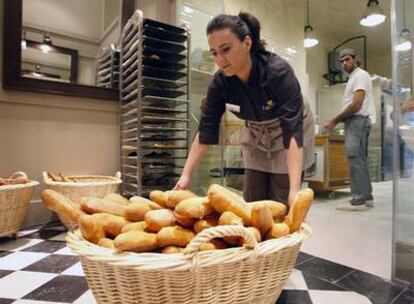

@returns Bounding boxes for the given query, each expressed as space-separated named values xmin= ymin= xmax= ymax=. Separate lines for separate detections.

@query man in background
xmin=324 ymin=48 xmax=376 ymax=211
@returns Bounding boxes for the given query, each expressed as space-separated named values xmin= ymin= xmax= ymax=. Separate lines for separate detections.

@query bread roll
xmin=104 ymin=193 xmax=129 ymax=206
xmin=165 ymin=190 xmax=196 ymax=208
xmin=174 ymin=196 xmax=213 ymax=219
xmin=157 ymin=226 xmax=195 ymax=247
xmin=200 ymin=239 xmax=228 ymax=251
xmin=145 ymin=209 xmax=176 ymax=232
xmin=250 ymin=200 xmax=287 ymax=220
xmin=98 ymin=238 xmax=115 ymax=249
xmin=114 ymin=230 xmax=158 ymax=252
xmin=78 ymin=214 xmax=105 ymax=244
xmin=125 ymin=202 xmax=152 ymax=222
xmin=193 ymin=216 xmax=219 ymax=234
xmin=162 ymin=246 xmax=184 ymax=254
xmin=149 ymin=190 xmax=169 ymax=208
xmin=81 ymin=197 xmax=126 ymax=217
xmin=129 ymin=196 xmax=163 ymax=210
xmin=207 ymin=184 xmax=252 ymax=225
xmin=174 ymin=213 xmax=196 ymax=228
xmin=284 ymin=188 xmax=314 ymax=233
xmin=121 ymin=221 xmax=148 ymax=233
xmin=251 ymin=202 xmax=274 ymax=237
xmin=41 ymin=189 xmax=85 ymax=223
xmin=218 ymin=211 xmax=244 ymax=226
xmin=265 ymin=223 xmax=290 ymax=240
xmin=91 ymin=213 xmax=128 ymax=237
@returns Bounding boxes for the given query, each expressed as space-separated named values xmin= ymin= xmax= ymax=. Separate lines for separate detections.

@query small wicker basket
xmin=43 ymin=172 xmax=122 ymax=230
xmin=67 ymin=224 xmax=312 ymax=304
xmin=0 ymin=181 xmax=39 ymax=238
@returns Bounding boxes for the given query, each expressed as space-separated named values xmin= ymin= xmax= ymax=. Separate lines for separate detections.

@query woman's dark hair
xmin=206 ymin=12 xmax=266 ymax=54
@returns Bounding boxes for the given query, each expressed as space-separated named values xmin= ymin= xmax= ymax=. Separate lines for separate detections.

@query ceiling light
xmin=360 ymin=0 xmax=387 ymax=27
xmin=304 ymin=0 xmax=319 ymax=48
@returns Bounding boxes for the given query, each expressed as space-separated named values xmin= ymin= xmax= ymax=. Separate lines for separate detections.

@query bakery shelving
xmin=119 ymin=11 xmax=190 ymax=197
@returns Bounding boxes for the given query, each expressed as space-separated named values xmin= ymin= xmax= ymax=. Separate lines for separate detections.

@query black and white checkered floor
xmin=0 ymin=224 xmax=412 ymax=304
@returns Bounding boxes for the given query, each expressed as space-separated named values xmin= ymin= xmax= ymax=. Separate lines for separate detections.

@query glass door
xmin=391 ymin=0 xmax=414 ymax=286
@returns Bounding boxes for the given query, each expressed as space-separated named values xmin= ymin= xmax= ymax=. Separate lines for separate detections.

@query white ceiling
xmin=308 ymin=0 xmax=391 ymax=51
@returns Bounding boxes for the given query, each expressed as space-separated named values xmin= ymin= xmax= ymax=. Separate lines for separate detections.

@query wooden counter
xmin=307 ymin=133 xmax=350 ymax=193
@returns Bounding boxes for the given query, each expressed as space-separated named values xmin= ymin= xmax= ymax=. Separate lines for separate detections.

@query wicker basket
xmin=67 ymin=224 xmax=312 ymax=304
xmin=43 ymin=172 xmax=122 ymax=230
xmin=0 ymin=181 xmax=39 ymax=238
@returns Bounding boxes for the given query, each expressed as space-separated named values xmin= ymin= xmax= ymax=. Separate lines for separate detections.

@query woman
xmin=175 ymin=12 xmax=314 ymax=206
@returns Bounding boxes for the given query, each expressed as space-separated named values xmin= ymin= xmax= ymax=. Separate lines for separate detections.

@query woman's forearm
xmin=286 ymin=136 xmax=304 ymax=194
xmin=182 ymin=132 xmax=209 ymax=178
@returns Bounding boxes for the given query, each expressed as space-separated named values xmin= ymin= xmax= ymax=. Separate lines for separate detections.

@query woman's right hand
xmin=173 ymin=174 xmax=191 ymax=190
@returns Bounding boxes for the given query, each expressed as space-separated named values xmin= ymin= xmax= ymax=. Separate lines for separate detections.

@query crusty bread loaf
xmin=174 ymin=213 xmax=196 ymax=228
xmin=104 ymin=193 xmax=129 ymax=205
xmin=129 ymin=196 xmax=163 ymax=210
xmin=149 ymin=190 xmax=169 ymax=208
xmin=265 ymin=223 xmax=290 ymax=240
xmin=91 ymin=213 xmax=128 ymax=237
xmin=218 ymin=211 xmax=244 ymax=226
xmin=193 ymin=216 xmax=219 ymax=234
xmin=174 ymin=196 xmax=213 ymax=219
xmin=162 ymin=246 xmax=184 ymax=254
xmin=125 ymin=202 xmax=152 ymax=222
xmin=114 ymin=230 xmax=158 ymax=253
xmin=41 ymin=189 xmax=85 ymax=223
xmin=251 ymin=202 xmax=274 ymax=237
xmin=78 ymin=214 xmax=105 ymax=244
xmin=98 ymin=238 xmax=115 ymax=249
xmin=284 ymin=188 xmax=314 ymax=233
xmin=145 ymin=209 xmax=176 ymax=232
xmin=250 ymin=200 xmax=287 ymax=221
xmin=200 ymin=239 xmax=228 ymax=251
xmin=157 ymin=226 xmax=195 ymax=247
xmin=80 ymin=197 xmax=126 ymax=217
xmin=207 ymin=184 xmax=252 ymax=225
xmin=121 ymin=221 xmax=148 ymax=233
xmin=165 ymin=190 xmax=197 ymax=208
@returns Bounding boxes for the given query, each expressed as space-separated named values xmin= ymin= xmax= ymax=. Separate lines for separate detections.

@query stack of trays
xmin=96 ymin=47 xmax=120 ymax=89
xmin=119 ymin=12 xmax=190 ymax=197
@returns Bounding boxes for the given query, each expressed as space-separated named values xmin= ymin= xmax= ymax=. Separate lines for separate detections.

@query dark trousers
xmin=243 ymin=169 xmax=290 ymax=204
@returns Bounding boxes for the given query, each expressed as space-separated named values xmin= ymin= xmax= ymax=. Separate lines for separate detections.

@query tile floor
xmin=0 ymin=223 xmax=412 ymax=304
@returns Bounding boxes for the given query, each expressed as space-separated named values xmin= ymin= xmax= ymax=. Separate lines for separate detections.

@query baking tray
xmin=142 ymin=57 xmax=186 ymax=71
xmin=143 ymin=19 xmax=186 ymax=34
xmin=143 ymin=46 xmax=186 ymax=62
xmin=143 ymin=25 xmax=187 ymax=43
xmin=142 ymin=86 xmax=186 ymax=98
xmin=142 ymin=76 xmax=187 ymax=90
xmin=143 ymin=66 xmax=186 ymax=81
xmin=144 ymin=36 xmax=186 ymax=53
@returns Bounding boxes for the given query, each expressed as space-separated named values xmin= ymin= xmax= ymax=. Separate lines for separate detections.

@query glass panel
xmin=392 ymin=0 xmax=414 ymax=285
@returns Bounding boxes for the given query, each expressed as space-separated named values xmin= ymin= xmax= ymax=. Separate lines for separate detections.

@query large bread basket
xmin=43 ymin=172 xmax=122 ymax=230
xmin=67 ymin=224 xmax=312 ymax=304
xmin=0 ymin=181 xmax=39 ymax=238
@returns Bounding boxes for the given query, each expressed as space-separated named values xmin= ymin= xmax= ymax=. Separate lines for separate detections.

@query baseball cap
xmin=339 ymin=48 xmax=357 ymax=60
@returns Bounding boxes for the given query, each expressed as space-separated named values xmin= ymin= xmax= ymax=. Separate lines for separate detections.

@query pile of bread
xmin=0 ymin=171 xmax=30 ymax=186
xmin=41 ymin=184 xmax=313 ymax=254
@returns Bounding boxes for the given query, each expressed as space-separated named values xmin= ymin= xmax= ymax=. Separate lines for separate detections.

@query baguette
xmin=165 ymin=190 xmax=197 ymax=208
xmin=129 ymin=196 xmax=163 ymax=210
xmin=265 ymin=223 xmax=290 ymax=240
xmin=149 ymin=190 xmax=169 ymax=208
xmin=250 ymin=200 xmax=287 ymax=220
xmin=145 ymin=209 xmax=176 ymax=232
xmin=78 ymin=214 xmax=105 ymax=244
xmin=157 ymin=226 xmax=195 ymax=247
xmin=104 ymin=193 xmax=129 ymax=206
xmin=174 ymin=196 xmax=213 ymax=219
xmin=207 ymin=184 xmax=252 ymax=225
xmin=80 ymin=197 xmax=126 ymax=217
xmin=200 ymin=239 xmax=228 ymax=251
xmin=251 ymin=202 xmax=274 ymax=237
xmin=114 ymin=230 xmax=158 ymax=253
xmin=162 ymin=246 xmax=184 ymax=254
xmin=125 ymin=202 xmax=152 ymax=222
xmin=91 ymin=213 xmax=128 ymax=237
xmin=98 ymin=238 xmax=115 ymax=249
xmin=121 ymin=221 xmax=148 ymax=233
xmin=284 ymin=188 xmax=314 ymax=233
xmin=41 ymin=189 xmax=85 ymax=223
xmin=193 ymin=216 xmax=219 ymax=234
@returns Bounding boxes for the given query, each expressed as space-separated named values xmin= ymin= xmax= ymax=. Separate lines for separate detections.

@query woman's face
xmin=208 ymin=28 xmax=252 ymax=77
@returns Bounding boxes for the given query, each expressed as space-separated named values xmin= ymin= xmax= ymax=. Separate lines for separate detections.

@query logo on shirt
xmin=262 ymin=99 xmax=275 ymax=111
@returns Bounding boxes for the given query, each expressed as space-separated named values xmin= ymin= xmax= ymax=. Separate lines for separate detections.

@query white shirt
xmin=342 ymin=67 xmax=376 ymax=124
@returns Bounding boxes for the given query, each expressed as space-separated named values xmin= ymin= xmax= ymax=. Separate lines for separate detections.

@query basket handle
xmin=114 ymin=171 xmax=121 ymax=179
xmin=183 ymin=225 xmax=258 ymax=259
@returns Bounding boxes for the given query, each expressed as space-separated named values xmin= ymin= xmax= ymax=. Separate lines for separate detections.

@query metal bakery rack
xmin=119 ymin=10 xmax=190 ymax=197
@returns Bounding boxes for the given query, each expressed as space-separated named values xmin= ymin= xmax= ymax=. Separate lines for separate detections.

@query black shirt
xmin=198 ymin=50 xmax=303 ymax=149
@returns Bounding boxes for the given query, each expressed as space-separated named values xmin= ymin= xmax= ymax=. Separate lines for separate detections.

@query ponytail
xmin=206 ymin=12 xmax=266 ymax=54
